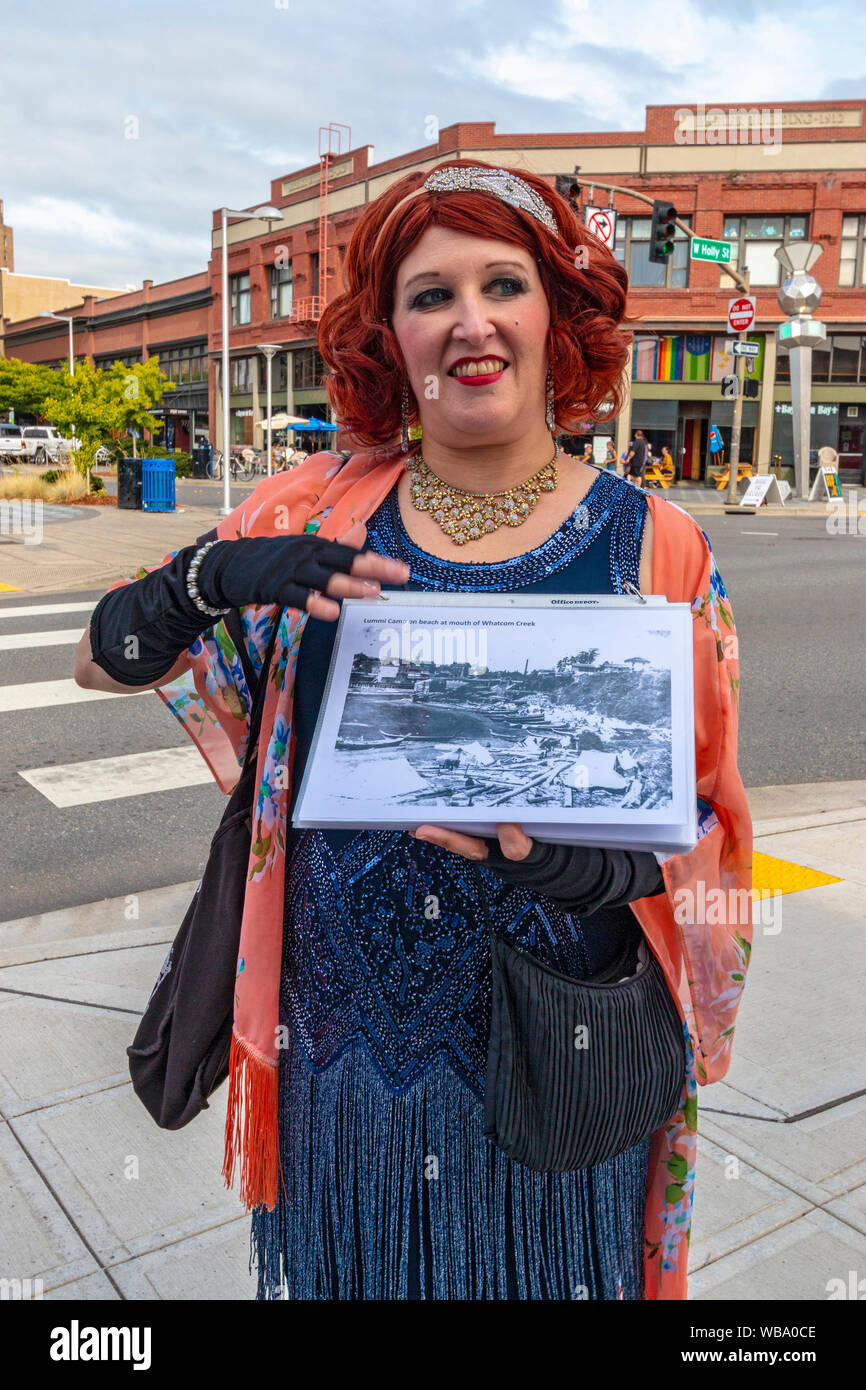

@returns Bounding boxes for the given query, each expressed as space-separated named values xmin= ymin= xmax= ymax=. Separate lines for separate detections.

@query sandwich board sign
xmin=809 ymin=465 xmax=843 ymax=501
xmin=739 ymin=474 xmax=787 ymax=508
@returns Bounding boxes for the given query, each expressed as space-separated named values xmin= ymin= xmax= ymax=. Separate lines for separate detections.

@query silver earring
xmin=401 ymin=379 xmax=411 ymax=453
xmin=545 ymin=367 xmax=556 ymax=432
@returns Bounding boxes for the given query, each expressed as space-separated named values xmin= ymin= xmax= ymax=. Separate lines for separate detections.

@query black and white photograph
xmin=294 ymin=593 xmax=695 ymax=847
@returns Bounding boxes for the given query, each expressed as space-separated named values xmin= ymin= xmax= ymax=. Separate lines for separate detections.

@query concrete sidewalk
xmin=0 ymin=780 xmax=863 ymax=1300
xmin=2 ymin=477 xmax=853 ymax=594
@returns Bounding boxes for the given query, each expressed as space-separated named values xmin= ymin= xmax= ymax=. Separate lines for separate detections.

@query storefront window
xmin=721 ymin=215 xmax=808 ymax=287
xmin=771 ymin=402 xmax=839 ymax=472
xmin=230 ymin=356 xmax=254 ymax=391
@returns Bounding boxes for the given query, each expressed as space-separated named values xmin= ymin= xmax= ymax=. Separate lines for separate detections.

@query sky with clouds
xmin=1 ymin=0 xmax=863 ymax=291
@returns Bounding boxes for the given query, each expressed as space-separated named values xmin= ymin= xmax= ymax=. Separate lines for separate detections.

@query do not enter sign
xmin=728 ymin=296 xmax=756 ymax=332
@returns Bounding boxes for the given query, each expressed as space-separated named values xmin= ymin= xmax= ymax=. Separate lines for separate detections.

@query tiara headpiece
xmin=420 ymin=166 xmax=559 ymax=235
xmin=373 ymin=165 xmax=560 ymax=259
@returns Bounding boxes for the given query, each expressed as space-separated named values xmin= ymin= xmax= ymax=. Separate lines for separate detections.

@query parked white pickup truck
xmin=22 ymin=426 xmax=77 ymax=463
xmin=0 ymin=422 xmax=29 ymax=462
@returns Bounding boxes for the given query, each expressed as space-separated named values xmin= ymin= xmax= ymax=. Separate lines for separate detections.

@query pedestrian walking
xmin=74 ymin=158 xmax=752 ymax=1303
xmin=625 ymin=428 xmax=648 ymax=485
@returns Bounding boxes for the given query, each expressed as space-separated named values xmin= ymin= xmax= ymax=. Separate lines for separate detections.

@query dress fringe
xmin=250 ymin=1040 xmax=649 ymax=1300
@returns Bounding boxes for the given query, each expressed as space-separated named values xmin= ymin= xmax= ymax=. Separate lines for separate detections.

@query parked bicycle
xmin=211 ymin=450 xmax=253 ymax=481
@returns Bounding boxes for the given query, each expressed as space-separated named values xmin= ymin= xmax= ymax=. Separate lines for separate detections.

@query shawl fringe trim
xmin=223 ymin=1032 xmax=281 ymax=1212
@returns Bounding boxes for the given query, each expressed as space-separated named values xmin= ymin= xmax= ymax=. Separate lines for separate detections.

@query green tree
xmin=104 ymin=358 xmax=174 ymax=456
xmin=0 ymin=358 xmax=62 ymax=417
xmin=42 ymin=357 xmax=174 ymax=488
xmin=42 ymin=358 xmax=120 ymax=486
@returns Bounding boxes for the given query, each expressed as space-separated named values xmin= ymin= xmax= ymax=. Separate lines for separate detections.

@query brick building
xmin=4 ymin=100 xmax=865 ymax=479
xmin=3 ymin=273 xmax=211 ymax=451
xmin=207 ymin=101 xmax=866 ymax=479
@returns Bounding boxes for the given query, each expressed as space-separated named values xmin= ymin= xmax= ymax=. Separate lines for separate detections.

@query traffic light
xmin=743 ymin=378 xmax=759 ymax=398
xmin=555 ymin=174 xmax=580 ymax=205
xmin=721 ymin=375 xmax=739 ymax=398
xmin=649 ymin=200 xmax=677 ymax=263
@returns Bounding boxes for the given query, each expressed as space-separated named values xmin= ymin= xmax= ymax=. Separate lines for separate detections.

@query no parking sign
xmin=585 ymin=207 xmax=617 ymax=250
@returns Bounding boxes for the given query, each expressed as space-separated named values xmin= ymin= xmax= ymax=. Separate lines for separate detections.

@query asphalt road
xmin=0 ymin=515 xmax=862 ymax=919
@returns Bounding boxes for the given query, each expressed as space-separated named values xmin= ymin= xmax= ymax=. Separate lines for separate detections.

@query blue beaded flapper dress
xmin=251 ymin=467 xmax=652 ymax=1300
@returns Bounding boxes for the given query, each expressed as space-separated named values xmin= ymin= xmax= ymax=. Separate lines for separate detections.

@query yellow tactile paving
xmin=752 ymin=850 xmax=842 ymax=896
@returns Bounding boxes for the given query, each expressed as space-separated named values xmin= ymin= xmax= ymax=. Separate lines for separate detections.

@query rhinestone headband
xmin=373 ymin=165 xmax=560 ymax=258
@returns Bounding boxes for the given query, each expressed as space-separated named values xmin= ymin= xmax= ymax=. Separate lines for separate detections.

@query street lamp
xmin=39 ymin=310 xmax=76 ymax=374
xmin=40 ymin=310 xmax=80 ymax=446
xmin=219 ymin=204 xmax=284 ymax=515
xmin=257 ymin=344 xmax=282 ymax=478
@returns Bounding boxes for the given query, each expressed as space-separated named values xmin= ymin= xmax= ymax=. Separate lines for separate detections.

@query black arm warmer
xmin=481 ymin=838 xmax=665 ymax=916
xmin=88 ymin=541 xmax=216 ymax=686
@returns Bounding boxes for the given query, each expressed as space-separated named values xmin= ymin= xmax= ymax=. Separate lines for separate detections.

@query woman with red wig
xmin=77 ymin=159 xmax=752 ymax=1301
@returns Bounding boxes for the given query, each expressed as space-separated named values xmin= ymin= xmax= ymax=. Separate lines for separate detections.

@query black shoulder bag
xmin=477 ymin=868 xmax=685 ymax=1172
xmin=127 ymin=610 xmax=281 ymax=1130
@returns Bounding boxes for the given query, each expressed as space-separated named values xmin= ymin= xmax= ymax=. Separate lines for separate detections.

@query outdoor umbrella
xmin=255 ymin=413 xmax=310 ymax=430
xmin=294 ymin=417 xmax=338 ymax=431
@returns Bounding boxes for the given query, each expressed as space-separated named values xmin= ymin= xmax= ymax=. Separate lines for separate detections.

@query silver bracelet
xmin=186 ymin=540 xmax=231 ymax=618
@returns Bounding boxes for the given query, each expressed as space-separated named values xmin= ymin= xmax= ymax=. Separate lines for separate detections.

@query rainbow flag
xmin=656 ymin=336 xmax=683 ymax=381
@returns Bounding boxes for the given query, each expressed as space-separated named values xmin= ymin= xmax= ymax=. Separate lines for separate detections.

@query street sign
xmin=740 ymin=474 xmax=787 ymax=508
xmin=585 ymin=207 xmax=617 ymax=250
xmin=690 ymin=237 xmax=733 ymax=264
xmin=728 ymin=297 xmax=756 ymax=332
xmin=732 ymin=341 xmax=760 ymax=358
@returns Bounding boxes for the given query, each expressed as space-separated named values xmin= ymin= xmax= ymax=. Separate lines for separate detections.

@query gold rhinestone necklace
xmin=406 ymin=447 xmax=559 ymax=546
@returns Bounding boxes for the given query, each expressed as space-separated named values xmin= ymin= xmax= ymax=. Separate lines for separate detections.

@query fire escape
xmin=290 ymin=122 xmax=351 ymax=328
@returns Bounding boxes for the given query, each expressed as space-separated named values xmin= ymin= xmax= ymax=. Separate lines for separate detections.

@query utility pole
xmin=566 ymin=177 xmax=753 ymax=506
xmin=725 ymin=267 xmax=752 ymax=505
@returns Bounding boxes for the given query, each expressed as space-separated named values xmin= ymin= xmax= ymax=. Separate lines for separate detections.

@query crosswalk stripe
xmin=0 ymin=628 xmax=85 ymax=651
xmin=0 ymin=678 xmax=148 ymax=714
xmin=19 ymin=746 xmax=212 ymax=807
xmin=0 ymin=602 xmax=96 ymax=619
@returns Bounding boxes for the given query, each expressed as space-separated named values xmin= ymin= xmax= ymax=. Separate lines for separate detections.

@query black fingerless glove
xmin=89 ymin=541 xmax=218 ymax=686
xmin=481 ymin=838 xmax=665 ymax=915
xmin=88 ymin=534 xmax=361 ymax=687
xmin=196 ymin=535 xmax=359 ymax=612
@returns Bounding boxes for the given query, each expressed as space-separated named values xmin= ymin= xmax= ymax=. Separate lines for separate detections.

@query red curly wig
xmin=318 ymin=158 xmax=631 ymax=449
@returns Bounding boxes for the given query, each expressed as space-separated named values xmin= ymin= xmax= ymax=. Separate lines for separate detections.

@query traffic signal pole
xmin=569 ymin=179 xmax=753 ymax=506
xmin=726 ymin=267 xmax=752 ymax=506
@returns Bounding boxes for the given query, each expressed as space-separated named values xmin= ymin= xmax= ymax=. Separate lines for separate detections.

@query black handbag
xmin=479 ymin=873 xmax=685 ymax=1172
xmin=127 ymin=612 xmax=280 ymax=1130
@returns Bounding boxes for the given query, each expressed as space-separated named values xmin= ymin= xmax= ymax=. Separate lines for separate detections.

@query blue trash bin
xmin=142 ymin=457 xmax=176 ymax=512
